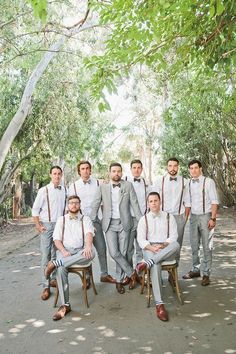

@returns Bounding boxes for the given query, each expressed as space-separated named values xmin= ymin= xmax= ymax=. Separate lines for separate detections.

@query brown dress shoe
xmin=136 ymin=262 xmax=147 ymax=274
xmin=45 ymin=261 xmax=55 ymax=280
xmin=50 ymin=279 xmax=57 ymax=288
xmin=129 ymin=271 xmax=137 ymax=290
xmin=116 ymin=283 xmax=125 ymax=294
xmin=100 ymin=275 xmax=117 ymax=284
xmin=201 ymin=275 xmax=210 ymax=286
xmin=52 ymin=305 xmax=71 ymax=321
xmin=41 ymin=288 xmax=50 ymax=301
xmin=122 ymin=276 xmax=130 ymax=286
xmin=156 ymin=304 xmax=169 ymax=321
xmin=182 ymin=270 xmax=201 ymax=279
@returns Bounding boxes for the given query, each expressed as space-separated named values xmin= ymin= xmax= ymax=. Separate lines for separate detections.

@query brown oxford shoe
xmin=122 ymin=276 xmax=130 ymax=286
xmin=50 ymin=279 xmax=57 ymax=288
xmin=100 ymin=274 xmax=117 ymax=284
xmin=41 ymin=288 xmax=50 ymax=301
xmin=116 ymin=283 xmax=125 ymax=294
xmin=45 ymin=261 xmax=55 ymax=280
xmin=156 ymin=304 xmax=169 ymax=322
xmin=52 ymin=305 xmax=71 ymax=321
xmin=182 ymin=270 xmax=201 ymax=279
xmin=129 ymin=271 xmax=138 ymax=290
xmin=201 ymin=275 xmax=210 ymax=286
xmin=136 ymin=262 xmax=147 ymax=274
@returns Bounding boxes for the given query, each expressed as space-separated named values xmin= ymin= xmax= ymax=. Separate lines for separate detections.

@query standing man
xmin=90 ymin=162 xmax=142 ymax=294
xmin=126 ymin=159 xmax=149 ymax=269
xmin=32 ymin=166 xmax=66 ymax=301
xmin=137 ymin=192 xmax=179 ymax=321
xmin=44 ymin=195 xmax=95 ymax=321
xmin=68 ymin=160 xmax=115 ymax=284
xmin=183 ymin=159 xmax=219 ymax=286
xmin=152 ymin=158 xmax=189 ymax=262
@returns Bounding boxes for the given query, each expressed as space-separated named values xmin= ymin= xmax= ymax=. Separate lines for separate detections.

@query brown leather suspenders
xmin=189 ymin=177 xmax=207 ymax=214
xmin=144 ymin=213 xmax=170 ymax=240
xmin=45 ymin=186 xmax=51 ymax=222
xmin=61 ymin=215 xmax=85 ymax=247
xmin=178 ymin=177 xmax=184 ymax=215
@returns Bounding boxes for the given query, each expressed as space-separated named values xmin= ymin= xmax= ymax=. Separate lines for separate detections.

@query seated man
xmin=136 ymin=192 xmax=179 ymax=322
xmin=45 ymin=195 xmax=95 ymax=321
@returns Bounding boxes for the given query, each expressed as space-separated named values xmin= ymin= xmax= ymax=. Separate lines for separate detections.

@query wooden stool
xmin=54 ymin=262 xmax=97 ymax=308
xmin=140 ymin=260 xmax=183 ymax=307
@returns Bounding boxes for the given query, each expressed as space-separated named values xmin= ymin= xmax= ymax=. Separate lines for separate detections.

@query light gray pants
xmin=93 ymin=220 xmax=108 ymax=276
xmin=190 ymin=213 xmax=212 ymax=276
xmin=105 ymin=219 xmax=133 ymax=282
xmin=40 ymin=222 xmax=56 ymax=288
xmin=56 ymin=247 xmax=95 ymax=305
xmin=143 ymin=241 xmax=180 ymax=303
xmin=127 ymin=217 xmax=143 ymax=267
xmin=173 ymin=213 xmax=186 ymax=262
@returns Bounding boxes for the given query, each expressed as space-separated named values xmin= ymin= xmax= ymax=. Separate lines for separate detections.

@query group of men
xmin=32 ymin=158 xmax=218 ymax=322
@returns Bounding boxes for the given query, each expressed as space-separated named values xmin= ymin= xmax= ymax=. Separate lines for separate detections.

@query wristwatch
xmin=210 ymin=217 xmax=216 ymax=222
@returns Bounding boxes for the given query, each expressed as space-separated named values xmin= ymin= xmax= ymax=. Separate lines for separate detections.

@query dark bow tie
xmin=54 ymin=185 xmax=62 ymax=190
xmin=112 ymin=183 xmax=121 ymax=188
xmin=192 ymin=179 xmax=200 ymax=183
xmin=169 ymin=177 xmax=177 ymax=181
xmin=134 ymin=178 xmax=141 ymax=182
xmin=83 ymin=179 xmax=91 ymax=185
xmin=69 ymin=215 xmax=78 ymax=220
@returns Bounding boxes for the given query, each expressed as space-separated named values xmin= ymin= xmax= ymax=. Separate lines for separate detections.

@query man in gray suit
xmin=90 ymin=162 xmax=142 ymax=294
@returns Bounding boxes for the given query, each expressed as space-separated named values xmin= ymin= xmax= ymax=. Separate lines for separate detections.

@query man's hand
xmin=35 ymin=223 xmax=46 ymax=233
xmin=82 ymin=246 xmax=93 ymax=259
xmin=208 ymin=219 xmax=216 ymax=230
xmin=61 ymin=249 xmax=71 ymax=258
xmin=146 ymin=244 xmax=167 ymax=253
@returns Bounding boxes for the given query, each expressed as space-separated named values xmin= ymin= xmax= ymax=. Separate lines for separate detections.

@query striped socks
xmin=52 ymin=259 xmax=63 ymax=267
xmin=145 ymin=259 xmax=154 ymax=268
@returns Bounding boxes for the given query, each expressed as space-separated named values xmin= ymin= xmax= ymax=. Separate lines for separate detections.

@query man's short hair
xmin=130 ymin=159 xmax=143 ymax=168
xmin=109 ymin=162 xmax=122 ymax=171
xmin=147 ymin=191 xmax=161 ymax=201
xmin=50 ymin=166 xmax=62 ymax=174
xmin=77 ymin=160 xmax=92 ymax=175
xmin=167 ymin=157 xmax=179 ymax=165
xmin=188 ymin=159 xmax=202 ymax=168
xmin=68 ymin=195 xmax=81 ymax=203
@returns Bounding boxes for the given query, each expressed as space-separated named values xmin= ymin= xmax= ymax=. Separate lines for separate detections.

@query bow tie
xmin=169 ymin=177 xmax=177 ymax=181
xmin=134 ymin=178 xmax=141 ymax=182
xmin=112 ymin=183 xmax=121 ymax=188
xmin=69 ymin=215 xmax=78 ymax=220
xmin=192 ymin=179 xmax=200 ymax=183
xmin=54 ymin=185 xmax=61 ymax=190
xmin=83 ymin=180 xmax=91 ymax=185
xmin=152 ymin=213 xmax=159 ymax=218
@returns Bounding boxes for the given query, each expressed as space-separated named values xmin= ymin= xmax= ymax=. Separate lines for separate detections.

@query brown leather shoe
xmin=156 ymin=304 xmax=169 ymax=321
xmin=45 ymin=261 xmax=55 ymax=280
xmin=41 ymin=288 xmax=50 ymax=301
xmin=122 ymin=276 xmax=130 ymax=286
xmin=136 ymin=262 xmax=147 ymax=274
xmin=201 ymin=275 xmax=210 ymax=286
xmin=52 ymin=305 xmax=71 ymax=321
xmin=100 ymin=275 xmax=117 ymax=284
xmin=50 ymin=279 xmax=57 ymax=288
xmin=182 ymin=270 xmax=201 ymax=279
xmin=116 ymin=283 xmax=125 ymax=294
xmin=129 ymin=271 xmax=137 ymax=290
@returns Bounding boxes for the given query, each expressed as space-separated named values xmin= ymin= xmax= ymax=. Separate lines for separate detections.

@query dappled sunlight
xmin=76 ymin=334 xmax=86 ymax=341
xmin=12 ymin=269 xmax=21 ymax=273
xmin=47 ymin=329 xmax=66 ymax=334
xmin=191 ymin=313 xmax=212 ymax=318
xmin=225 ymin=350 xmax=236 ymax=353
xmin=18 ymin=251 xmax=40 ymax=257
xmin=32 ymin=320 xmax=45 ymax=327
xmin=71 ymin=317 xmax=82 ymax=321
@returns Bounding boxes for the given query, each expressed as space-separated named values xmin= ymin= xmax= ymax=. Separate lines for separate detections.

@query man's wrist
xmin=210 ymin=217 xmax=216 ymax=222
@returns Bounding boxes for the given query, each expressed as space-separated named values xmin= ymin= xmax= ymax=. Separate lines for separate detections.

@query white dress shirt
xmin=137 ymin=210 xmax=178 ymax=250
xmin=32 ymin=182 xmax=66 ymax=222
xmin=152 ymin=174 xmax=187 ymax=215
xmin=126 ymin=176 xmax=148 ymax=216
xmin=53 ymin=213 xmax=94 ymax=250
xmin=68 ymin=176 xmax=101 ymax=218
xmin=111 ymin=182 xmax=120 ymax=219
xmin=184 ymin=175 xmax=219 ymax=215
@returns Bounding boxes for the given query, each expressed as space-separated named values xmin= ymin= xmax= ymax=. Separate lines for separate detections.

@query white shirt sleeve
xmin=32 ymin=187 xmax=45 ymax=217
xmin=53 ymin=216 xmax=63 ymax=241
xmin=83 ymin=216 xmax=95 ymax=237
xmin=137 ymin=216 xmax=150 ymax=249
xmin=183 ymin=180 xmax=191 ymax=208
xmin=208 ymin=179 xmax=219 ymax=205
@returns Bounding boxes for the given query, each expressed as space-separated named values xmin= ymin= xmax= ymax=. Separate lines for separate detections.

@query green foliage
xmin=26 ymin=0 xmax=47 ymax=22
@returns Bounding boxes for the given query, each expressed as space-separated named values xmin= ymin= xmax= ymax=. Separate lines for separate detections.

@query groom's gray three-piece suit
xmin=90 ymin=180 xmax=142 ymax=282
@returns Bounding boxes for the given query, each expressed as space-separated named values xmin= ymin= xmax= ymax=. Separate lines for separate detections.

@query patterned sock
xmin=145 ymin=259 xmax=154 ymax=268
xmin=52 ymin=259 xmax=63 ymax=267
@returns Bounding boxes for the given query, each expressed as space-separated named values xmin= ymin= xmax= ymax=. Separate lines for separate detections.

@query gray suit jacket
xmin=90 ymin=180 xmax=142 ymax=232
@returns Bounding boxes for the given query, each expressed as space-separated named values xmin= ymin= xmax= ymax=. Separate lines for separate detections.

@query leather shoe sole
xmin=182 ymin=271 xmax=201 ymax=279
xmin=53 ymin=305 xmax=71 ymax=321
xmin=100 ymin=275 xmax=117 ymax=284
xmin=41 ymin=288 xmax=50 ymax=301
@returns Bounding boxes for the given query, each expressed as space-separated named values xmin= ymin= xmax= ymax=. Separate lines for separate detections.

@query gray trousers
xmin=173 ymin=213 xmax=186 ymax=262
xmin=40 ymin=222 xmax=56 ymax=288
xmin=93 ymin=220 xmax=108 ymax=276
xmin=190 ymin=213 xmax=213 ymax=276
xmin=143 ymin=241 xmax=180 ymax=303
xmin=56 ymin=247 xmax=95 ymax=305
xmin=105 ymin=219 xmax=133 ymax=282
xmin=127 ymin=217 xmax=143 ymax=267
